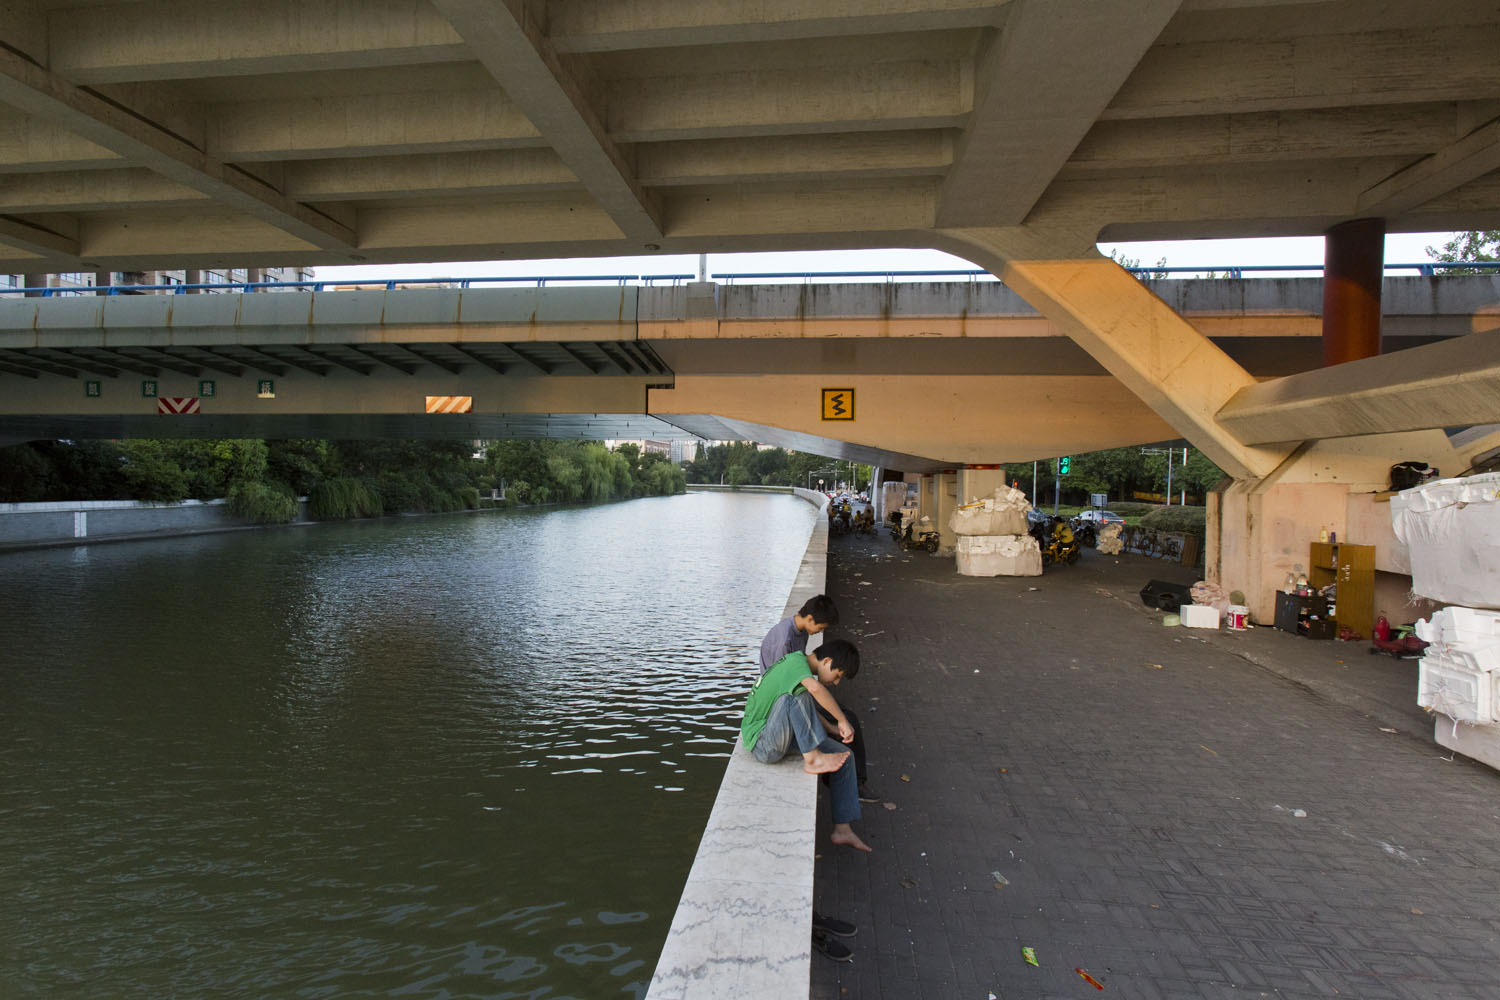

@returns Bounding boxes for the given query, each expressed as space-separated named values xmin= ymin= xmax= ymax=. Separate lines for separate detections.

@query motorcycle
xmin=895 ymin=514 xmax=939 ymax=552
xmin=1029 ymin=515 xmax=1080 ymax=566
xmin=1069 ymin=516 xmax=1097 ymax=548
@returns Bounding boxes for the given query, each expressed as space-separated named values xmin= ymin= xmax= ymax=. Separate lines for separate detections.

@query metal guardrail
xmin=2 ymin=262 xmax=1497 ymax=296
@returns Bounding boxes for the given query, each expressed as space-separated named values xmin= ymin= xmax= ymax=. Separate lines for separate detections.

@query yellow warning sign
xmin=821 ymin=387 xmax=855 ymax=421
xmin=425 ymin=395 xmax=473 ymax=414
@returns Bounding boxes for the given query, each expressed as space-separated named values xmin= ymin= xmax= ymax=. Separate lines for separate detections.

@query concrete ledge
xmin=646 ymin=488 xmax=828 ymax=1000
xmin=0 ymin=497 xmax=311 ymax=549
xmin=685 ymin=483 xmax=795 ymax=494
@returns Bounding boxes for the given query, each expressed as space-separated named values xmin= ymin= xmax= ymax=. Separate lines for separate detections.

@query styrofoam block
xmin=1180 ymin=604 xmax=1220 ymax=629
xmin=955 ymin=533 xmax=1041 ymax=577
xmin=1419 ymin=654 xmax=1492 ymax=724
xmin=949 ymin=505 xmax=1027 ymax=536
xmin=1434 ymin=606 xmax=1500 ymax=645
xmin=1430 ymin=641 xmax=1500 ymax=674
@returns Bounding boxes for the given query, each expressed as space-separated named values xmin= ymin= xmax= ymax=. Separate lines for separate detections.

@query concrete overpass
xmin=3 ymin=274 xmax=1498 ymax=469
xmin=2 ymin=3 xmax=1500 ymax=663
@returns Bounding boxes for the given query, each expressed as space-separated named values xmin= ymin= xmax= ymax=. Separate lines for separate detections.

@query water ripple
xmin=0 ymin=492 xmax=813 ymax=998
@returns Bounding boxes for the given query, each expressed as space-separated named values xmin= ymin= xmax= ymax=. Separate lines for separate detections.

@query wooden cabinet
xmin=1309 ymin=541 xmax=1375 ymax=639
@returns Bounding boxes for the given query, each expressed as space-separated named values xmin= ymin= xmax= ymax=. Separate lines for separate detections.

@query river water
xmin=0 ymin=491 xmax=816 ymax=999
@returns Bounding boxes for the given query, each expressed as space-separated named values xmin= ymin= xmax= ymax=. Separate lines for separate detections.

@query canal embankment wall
xmin=0 ymin=497 xmax=314 ymax=550
xmin=647 ymin=486 xmax=829 ymax=1000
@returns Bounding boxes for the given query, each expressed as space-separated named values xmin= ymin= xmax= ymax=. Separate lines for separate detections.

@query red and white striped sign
xmin=425 ymin=395 xmax=473 ymax=414
xmin=157 ymin=397 xmax=200 ymax=414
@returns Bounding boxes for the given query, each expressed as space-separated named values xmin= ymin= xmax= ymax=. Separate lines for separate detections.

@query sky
xmin=310 ymin=232 xmax=1463 ymax=285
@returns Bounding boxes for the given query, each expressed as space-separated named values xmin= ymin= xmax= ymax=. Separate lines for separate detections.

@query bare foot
xmin=831 ymin=825 xmax=872 ymax=853
xmin=803 ymin=750 xmax=849 ymax=774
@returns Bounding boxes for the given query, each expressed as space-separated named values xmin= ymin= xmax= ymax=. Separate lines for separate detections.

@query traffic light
xmin=1058 ymin=456 xmax=1071 ymax=475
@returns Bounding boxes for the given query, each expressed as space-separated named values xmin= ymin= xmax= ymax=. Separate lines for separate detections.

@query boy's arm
xmin=799 ymin=676 xmax=854 ymax=743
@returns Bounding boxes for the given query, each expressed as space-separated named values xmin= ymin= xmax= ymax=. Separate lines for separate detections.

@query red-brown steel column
xmin=1322 ymin=217 xmax=1385 ymax=366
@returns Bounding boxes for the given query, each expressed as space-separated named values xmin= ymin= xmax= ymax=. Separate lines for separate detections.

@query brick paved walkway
xmin=810 ymin=534 xmax=1500 ymax=999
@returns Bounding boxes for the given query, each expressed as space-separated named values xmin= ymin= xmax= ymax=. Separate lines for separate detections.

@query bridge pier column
xmin=1322 ymin=218 xmax=1384 ymax=366
xmin=917 ymin=473 xmax=937 ymax=539
xmin=935 ymin=470 xmax=959 ymax=553
xmin=957 ymin=465 xmax=1009 ymax=506
xmin=1209 ymin=473 xmax=1349 ymax=625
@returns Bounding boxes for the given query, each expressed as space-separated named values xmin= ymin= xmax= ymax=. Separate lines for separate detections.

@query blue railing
xmin=2 ymin=262 xmax=1497 ymax=296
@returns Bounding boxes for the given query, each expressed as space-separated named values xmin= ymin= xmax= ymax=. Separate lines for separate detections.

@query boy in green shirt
xmin=741 ymin=639 xmax=870 ymax=852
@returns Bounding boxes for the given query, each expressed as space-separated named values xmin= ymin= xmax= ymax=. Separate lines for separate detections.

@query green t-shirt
xmin=741 ymin=651 xmax=813 ymax=750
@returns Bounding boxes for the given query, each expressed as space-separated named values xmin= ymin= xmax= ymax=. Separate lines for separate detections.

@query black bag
xmin=1140 ymin=579 xmax=1193 ymax=612
xmin=1389 ymin=461 xmax=1437 ymax=492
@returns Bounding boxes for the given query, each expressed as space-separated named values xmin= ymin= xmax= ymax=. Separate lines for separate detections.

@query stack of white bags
xmin=949 ymin=487 xmax=1042 ymax=577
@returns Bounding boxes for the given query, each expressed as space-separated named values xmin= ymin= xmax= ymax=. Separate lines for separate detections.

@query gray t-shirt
xmin=759 ymin=616 xmax=808 ymax=674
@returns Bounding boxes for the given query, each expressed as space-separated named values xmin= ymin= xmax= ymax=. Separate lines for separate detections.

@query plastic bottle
xmin=1319 ymin=524 xmax=1328 ymax=543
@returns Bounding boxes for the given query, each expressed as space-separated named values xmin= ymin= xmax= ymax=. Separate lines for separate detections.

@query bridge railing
xmin=3 ymin=262 xmax=1497 ymax=296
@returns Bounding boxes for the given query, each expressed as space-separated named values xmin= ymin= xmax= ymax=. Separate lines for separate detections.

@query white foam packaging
xmin=954 ymin=534 xmax=1042 ymax=577
xmin=1180 ymin=604 xmax=1221 ymax=629
xmin=949 ymin=505 xmax=1028 ymax=536
xmin=1419 ymin=652 xmax=1494 ymax=724
xmin=1391 ymin=472 xmax=1500 ymax=609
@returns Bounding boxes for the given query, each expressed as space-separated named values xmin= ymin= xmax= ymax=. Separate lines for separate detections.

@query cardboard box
xmin=1180 ymin=604 xmax=1220 ymax=629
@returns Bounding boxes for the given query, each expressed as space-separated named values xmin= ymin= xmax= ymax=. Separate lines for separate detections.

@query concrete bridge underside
xmin=4 ymin=276 xmax=1498 ymax=472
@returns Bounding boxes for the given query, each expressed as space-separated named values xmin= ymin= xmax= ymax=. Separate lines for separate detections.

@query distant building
xmin=606 ymin=439 xmax=675 ymax=458
xmin=5 ymin=266 xmax=317 ymax=295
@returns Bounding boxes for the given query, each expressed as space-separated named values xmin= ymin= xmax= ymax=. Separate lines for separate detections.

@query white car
xmin=1076 ymin=509 xmax=1125 ymax=524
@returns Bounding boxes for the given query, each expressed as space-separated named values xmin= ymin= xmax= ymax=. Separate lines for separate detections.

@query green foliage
xmin=308 ymin=476 xmax=383 ymax=519
xmin=4 ymin=433 xmax=685 ymax=515
xmin=0 ymin=443 xmax=62 ymax=501
xmin=1427 ymin=230 xmax=1500 ymax=270
xmin=119 ymin=441 xmax=191 ymax=502
xmin=1006 ymin=446 xmax=1226 ymax=509
xmin=266 ymin=439 xmax=328 ymax=495
xmin=684 ymin=443 xmax=866 ymax=491
xmin=1139 ymin=505 xmax=1206 ymax=534
xmin=725 ymin=463 xmax=750 ymax=486
xmin=1107 ymin=502 xmax=1159 ymax=517
xmin=227 ymin=480 xmax=298 ymax=523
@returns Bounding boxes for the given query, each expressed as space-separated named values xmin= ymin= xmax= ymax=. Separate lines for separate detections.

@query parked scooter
xmin=895 ymin=514 xmax=940 ymax=552
xmin=1069 ymin=516 xmax=1097 ymax=548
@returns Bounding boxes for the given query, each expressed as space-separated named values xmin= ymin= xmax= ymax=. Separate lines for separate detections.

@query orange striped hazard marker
xmin=425 ymin=395 xmax=473 ymax=414
xmin=157 ymin=397 xmax=200 ymax=414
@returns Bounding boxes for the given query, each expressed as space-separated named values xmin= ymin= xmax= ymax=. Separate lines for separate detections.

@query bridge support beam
xmin=927 ymin=227 xmax=1459 ymax=621
xmin=933 ymin=228 xmax=1292 ymax=482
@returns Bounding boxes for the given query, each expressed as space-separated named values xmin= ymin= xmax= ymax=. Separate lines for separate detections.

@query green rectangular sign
xmin=84 ymin=380 xmax=101 ymax=398
xmin=141 ymin=380 xmax=158 ymax=398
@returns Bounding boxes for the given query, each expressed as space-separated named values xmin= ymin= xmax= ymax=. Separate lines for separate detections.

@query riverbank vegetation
xmin=0 ymin=438 xmax=686 ymax=521
xmin=685 ymin=442 xmax=872 ymax=491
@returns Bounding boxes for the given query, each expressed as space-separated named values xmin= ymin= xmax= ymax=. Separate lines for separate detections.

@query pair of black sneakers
xmin=812 ymin=911 xmax=857 ymax=962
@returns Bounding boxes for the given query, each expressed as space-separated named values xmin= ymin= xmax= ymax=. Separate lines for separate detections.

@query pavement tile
xmin=808 ymin=538 xmax=1500 ymax=999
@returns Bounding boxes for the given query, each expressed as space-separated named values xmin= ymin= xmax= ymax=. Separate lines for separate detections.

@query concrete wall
xmin=647 ymin=486 xmax=828 ymax=1000
xmin=0 ymin=498 xmax=311 ymax=549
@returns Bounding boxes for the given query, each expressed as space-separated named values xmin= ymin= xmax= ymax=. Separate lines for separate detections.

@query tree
xmin=1427 ymin=230 xmax=1500 ymax=270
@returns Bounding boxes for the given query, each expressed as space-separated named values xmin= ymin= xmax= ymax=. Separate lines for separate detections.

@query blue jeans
xmin=751 ymin=691 xmax=861 ymax=825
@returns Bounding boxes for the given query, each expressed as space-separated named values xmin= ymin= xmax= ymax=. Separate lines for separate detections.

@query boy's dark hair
xmin=799 ymin=594 xmax=839 ymax=626
xmin=817 ymin=638 xmax=860 ymax=680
